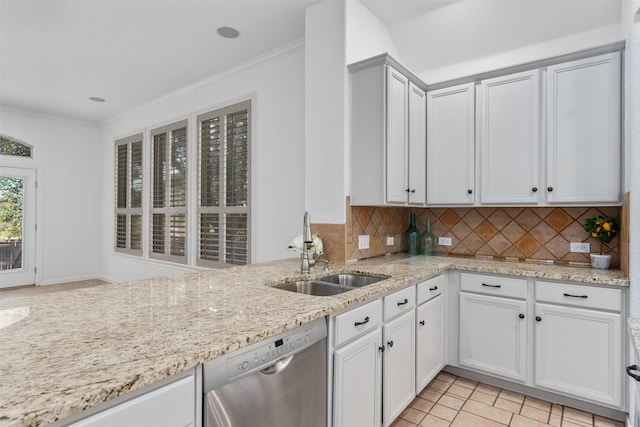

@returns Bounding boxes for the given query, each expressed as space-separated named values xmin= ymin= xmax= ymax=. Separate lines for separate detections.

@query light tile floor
xmin=392 ymin=372 xmax=624 ymax=427
xmin=0 ymin=279 xmax=108 ymax=300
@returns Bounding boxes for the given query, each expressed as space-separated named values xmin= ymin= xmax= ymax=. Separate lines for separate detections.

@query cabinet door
xmin=333 ymin=328 xmax=382 ymax=427
xmin=535 ymin=303 xmax=622 ymax=407
xmin=459 ymin=292 xmax=527 ymax=382
xmin=383 ymin=310 xmax=416 ymax=427
xmin=408 ymin=82 xmax=426 ymax=204
xmin=386 ymin=66 xmax=409 ymax=204
xmin=479 ymin=70 xmax=540 ymax=204
xmin=416 ymin=294 xmax=445 ymax=394
xmin=427 ymin=83 xmax=475 ymax=204
xmin=546 ymin=52 xmax=621 ymax=203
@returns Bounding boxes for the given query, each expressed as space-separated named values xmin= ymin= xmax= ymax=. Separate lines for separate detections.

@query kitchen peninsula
xmin=0 ymin=255 xmax=628 ymax=427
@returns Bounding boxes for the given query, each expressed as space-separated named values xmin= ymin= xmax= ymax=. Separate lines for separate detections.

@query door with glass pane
xmin=0 ymin=167 xmax=36 ymax=288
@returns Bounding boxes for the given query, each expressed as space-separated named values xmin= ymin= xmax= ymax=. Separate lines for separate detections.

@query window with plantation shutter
xmin=197 ymin=101 xmax=250 ymax=267
xmin=150 ymin=120 xmax=188 ymax=263
xmin=114 ymin=134 xmax=143 ymax=255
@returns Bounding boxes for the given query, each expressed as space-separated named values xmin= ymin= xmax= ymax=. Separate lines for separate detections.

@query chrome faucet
xmin=301 ymin=211 xmax=322 ymax=274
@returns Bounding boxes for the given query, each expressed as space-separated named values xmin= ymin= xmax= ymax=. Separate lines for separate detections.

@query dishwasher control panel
xmin=227 ymin=320 xmax=321 ymax=380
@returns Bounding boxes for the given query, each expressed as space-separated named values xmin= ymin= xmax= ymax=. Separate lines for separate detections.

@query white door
xmin=333 ymin=328 xmax=382 ymax=427
xmin=0 ymin=167 xmax=36 ymax=288
xmin=459 ymin=292 xmax=527 ymax=382
xmin=408 ymin=82 xmax=426 ymax=204
xmin=535 ymin=303 xmax=622 ymax=407
xmin=426 ymin=83 xmax=475 ymax=204
xmin=479 ymin=70 xmax=540 ymax=204
xmin=546 ymin=52 xmax=621 ymax=203
xmin=383 ymin=310 xmax=415 ymax=427
xmin=416 ymin=294 xmax=445 ymax=393
xmin=386 ymin=66 xmax=409 ymax=204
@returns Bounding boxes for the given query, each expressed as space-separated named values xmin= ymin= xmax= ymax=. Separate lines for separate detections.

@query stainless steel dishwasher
xmin=203 ymin=318 xmax=327 ymax=427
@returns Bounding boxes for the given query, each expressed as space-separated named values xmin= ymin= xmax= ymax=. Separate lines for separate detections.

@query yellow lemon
xmin=603 ymin=222 xmax=612 ymax=231
xmin=591 ymin=232 xmax=598 ymax=238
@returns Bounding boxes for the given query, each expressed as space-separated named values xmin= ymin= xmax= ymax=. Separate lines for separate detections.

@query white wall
xmin=345 ymin=0 xmax=399 ymax=64
xmin=98 ymin=44 xmax=306 ymax=283
xmin=0 ymin=107 xmax=101 ymax=285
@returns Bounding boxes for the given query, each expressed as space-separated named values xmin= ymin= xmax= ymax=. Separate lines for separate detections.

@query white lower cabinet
xmin=68 ymin=372 xmax=195 ymax=427
xmin=416 ymin=294 xmax=445 ymax=393
xmin=534 ymin=281 xmax=623 ymax=407
xmin=383 ymin=310 xmax=415 ymax=426
xmin=333 ymin=328 xmax=383 ymax=427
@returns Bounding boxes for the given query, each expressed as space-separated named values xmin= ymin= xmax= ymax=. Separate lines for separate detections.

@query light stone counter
xmin=628 ymin=318 xmax=640 ymax=363
xmin=0 ymin=255 xmax=628 ymax=427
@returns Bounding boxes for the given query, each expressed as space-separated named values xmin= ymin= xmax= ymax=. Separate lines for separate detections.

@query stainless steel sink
xmin=318 ymin=273 xmax=384 ymax=288
xmin=271 ymin=273 xmax=387 ymax=296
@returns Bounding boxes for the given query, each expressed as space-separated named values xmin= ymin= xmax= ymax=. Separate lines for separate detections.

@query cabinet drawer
xmin=334 ymin=299 xmax=383 ymax=347
xmin=384 ymin=286 xmax=416 ymax=321
xmin=460 ymin=273 xmax=527 ymax=299
xmin=536 ymin=281 xmax=622 ymax=312
xmin=417 ymin=275 xmax=445 ymax=305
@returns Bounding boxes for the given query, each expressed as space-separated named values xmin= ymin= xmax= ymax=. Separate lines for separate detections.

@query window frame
xmin=196 ymin=100 xmax=251 ymax=268
xmin=114 ymin=133 xmax=143 ymax=256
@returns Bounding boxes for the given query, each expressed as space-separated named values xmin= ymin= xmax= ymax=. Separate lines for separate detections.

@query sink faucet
xmin=301 ymin=211 xmax=322 ymax=274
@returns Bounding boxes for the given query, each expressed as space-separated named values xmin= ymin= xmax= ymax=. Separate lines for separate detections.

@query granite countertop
xmin=0 ymin=255 xmax=629 ymax=427
xmin=628 ymin=317 xmax=640 ymax=363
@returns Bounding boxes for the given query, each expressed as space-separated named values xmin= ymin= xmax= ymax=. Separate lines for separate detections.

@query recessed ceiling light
xmin=217 ymin=26 xmax=240 ymax=39
xmin=89 ymin=96 xmax=106 ymax=103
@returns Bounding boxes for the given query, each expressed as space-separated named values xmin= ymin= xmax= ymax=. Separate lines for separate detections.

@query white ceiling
xmin=0 ymin=0 xmax=622 ymax=124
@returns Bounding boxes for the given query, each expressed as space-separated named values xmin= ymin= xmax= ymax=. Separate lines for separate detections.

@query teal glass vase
xmin=421 ymin=217 xmax=436 ymax=255
xmin=405 ymin=213 xmax=421 ymax=255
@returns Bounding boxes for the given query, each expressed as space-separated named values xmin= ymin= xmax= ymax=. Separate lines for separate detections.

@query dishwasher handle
xmin=261 ymin=355 xmax=295 ymax=375
xmin=627 ymin=365 xmax=640 ymax=382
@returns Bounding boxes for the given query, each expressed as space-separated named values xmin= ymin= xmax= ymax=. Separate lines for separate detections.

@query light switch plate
xmin=386 ymin=236 xmax=394 ymax=246
xmin=358 ymin=235 xmax=370 ymax=250
xmin=570 ymin=242 xmax=590 ymax=253
xmin=438 ymin=236 xmax=452 ymax=246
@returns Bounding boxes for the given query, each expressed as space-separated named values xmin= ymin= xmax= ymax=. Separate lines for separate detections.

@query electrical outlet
xmin=570 ymin=242 xmax=590 ymax=253
xmin=358 ymin=235 xmax=370 ymax=250
xmin=438 ymin=236 xmax=452 ymax=246
xmin=386 ymin=236 xmax=395 ymax=246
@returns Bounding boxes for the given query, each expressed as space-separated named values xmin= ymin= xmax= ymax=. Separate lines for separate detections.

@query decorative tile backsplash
xmin=314 ymin=198 xmax=622 ymax=268
xmin=347 ymin=205 xmax=621 ymax=267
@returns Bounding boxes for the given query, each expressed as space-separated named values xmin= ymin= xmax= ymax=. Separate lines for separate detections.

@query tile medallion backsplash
xmin=346 ymin=205 xmax=621 ymax=268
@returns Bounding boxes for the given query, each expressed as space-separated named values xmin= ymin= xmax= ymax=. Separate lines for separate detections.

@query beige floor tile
xmin=447 ymin=384 xmax=474 ymax=399
xmin=400 ymin=407 xmax=427 ymax=424
xmin=391 ymin=417 xmax=416 ymax=427
xmin=476 ymin=383 xmax=501 ymax=397
xmin=520 ymin=405 xmax=550 ymax=423
xmin=452 ymin=411 xmax=508 ymax=427
xmin=551 ymin=405 xmax=564 ymax=416
xmin=462 ymin=399 xmax=513 ymax=425
xmin=561 ymin=420 xmax=592 ymax=427
xmin=494 ymin=397 xmax=523 ymax=414
xmin=453 ymin=377 xmax=478 ymax=390
xmin=510 ymin=414 xmax=553 ymax=427
xmin=411 ymin=397 xmax=436 ymax=413
xmin=499 ymin=390 xmax=526 ymax=404
xmin=562 ymin=407 xmax=593 ymax=425
xmin=593 ymin=415 xmax=624 ymax=427
xmin=470 ymin=389 xmax=497 ymax=406
xmin=430 ymin=404 xmax=459 ymax=422
xmin=420 ymin=414 xmax=452 ymax=427
xmin=420 ymin=388 xmax=443 ymax=402
xmin=438 ymin=394 xmax=466 ymax=411
xmin=430 ymin=379 xmax=453 ymax=392
xmin=549 ymin=414 xmax=561 ymax=427
xmin=436 ymin=372 xmax=457 ymax=384
xmin=524 ymin=396 xmax=552 ymax=412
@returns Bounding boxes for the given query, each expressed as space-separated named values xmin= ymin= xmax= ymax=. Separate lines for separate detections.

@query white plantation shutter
xmin=114 ymin=134 xmax=143 ymax=255
xmin=197 ymin=101 xmax=250 ymax=267
xmin=150 ymin=120 xmax=188 ymax=263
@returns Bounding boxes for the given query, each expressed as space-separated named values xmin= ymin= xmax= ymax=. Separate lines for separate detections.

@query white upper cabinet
xmin=350 ymin=56 xmax=426 ymax=206
xmin=426 ymin=83 xmax=475 ymax=205
xmin=545 ymin=52 xmax=621 ymax=204
xmin=479 ymin=70 xmax=541 ymax=204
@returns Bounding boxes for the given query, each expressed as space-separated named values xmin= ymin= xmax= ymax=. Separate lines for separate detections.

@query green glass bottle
xmin=421 ymin=217 xmax=436 ymax=255
xmin=405 ymin=212 xmax=421 ymax=255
